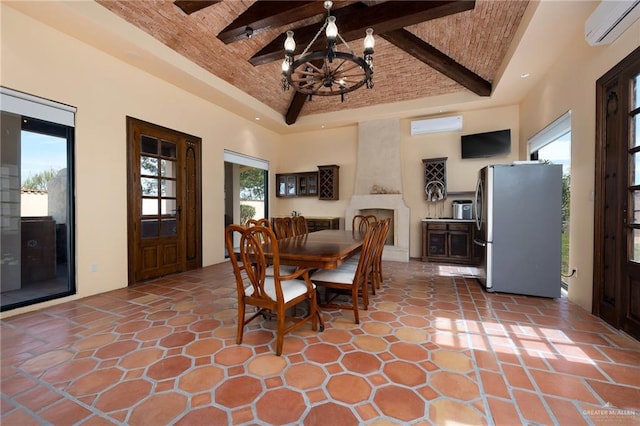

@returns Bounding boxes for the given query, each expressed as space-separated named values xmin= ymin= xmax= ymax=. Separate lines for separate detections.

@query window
xmin=1 ymin=88 xmax=76 ymax=311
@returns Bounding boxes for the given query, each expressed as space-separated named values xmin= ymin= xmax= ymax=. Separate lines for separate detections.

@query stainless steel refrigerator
xmin=473 ymin=162 xmax=562 ymax=298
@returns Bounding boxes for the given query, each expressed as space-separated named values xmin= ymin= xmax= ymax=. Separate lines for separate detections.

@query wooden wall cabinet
xmin=421 ymin=220 xmax=479 ymax=265
xmin=318 ymin=165 xmax=339 ymax=200
xmin=276 ymin=172 xmax=318 ymax=197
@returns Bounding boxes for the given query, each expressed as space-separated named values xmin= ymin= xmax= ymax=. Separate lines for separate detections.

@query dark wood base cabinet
xmin=421 ymin=220 xmax=479 ymax=265
xmin=306 ymin=217 xmax=340 ymax=232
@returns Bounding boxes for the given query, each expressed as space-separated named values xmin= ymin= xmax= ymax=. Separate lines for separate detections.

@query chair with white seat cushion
xmin=225 ymin=224 xmax=318 ymax=355
xmin=311 ymin=220 xmax=382 ymax=324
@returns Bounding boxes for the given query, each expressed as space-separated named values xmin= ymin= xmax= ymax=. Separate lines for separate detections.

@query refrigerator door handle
xmin=473 ymin=238 xmax=487 ymax=247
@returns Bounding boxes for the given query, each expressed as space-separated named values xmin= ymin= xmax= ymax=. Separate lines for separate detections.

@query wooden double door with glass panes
xmin=127 ymin=117 xmax=201 ymax=283
xmin=595 ymin=47 xmax=640 ymax=340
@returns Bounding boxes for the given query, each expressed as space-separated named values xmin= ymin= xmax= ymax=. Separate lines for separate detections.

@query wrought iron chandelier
xmin=281 ymin=1 xmax=375 ymax=101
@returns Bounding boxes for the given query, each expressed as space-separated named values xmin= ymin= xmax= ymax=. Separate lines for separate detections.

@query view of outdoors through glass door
xmin=1 ymin=112 xmax=75 ymax=311
xmin=223 ymin=151 xmax=268 ymax=257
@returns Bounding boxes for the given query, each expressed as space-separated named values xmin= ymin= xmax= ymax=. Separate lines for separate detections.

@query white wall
xmin=21 ymin=192 xmax=48 ymax=217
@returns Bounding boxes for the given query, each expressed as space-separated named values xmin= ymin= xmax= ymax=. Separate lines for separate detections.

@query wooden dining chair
xmin=225 ymin=224 xmax=318 ymax=355
xmin=246 ymin=218 xmax=272 ymax=229
xmin=352 ymin=214 xmax=371 ymax=234
xmin=292 ymin=216 xmax=308 ymax=236
xmin=371 ymin=217 xmax=391 ymax=292
xmin=341 ymin=217 xmax=388 ymax=295
xmin=273 ymin=217 xmax=295 ymax=239
xmin=311 ymin=220 xmax=382 ymax=324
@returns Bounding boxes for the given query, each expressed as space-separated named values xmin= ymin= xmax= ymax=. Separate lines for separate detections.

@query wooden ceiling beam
xmin=174 ymin=1 xmax=221 ymax=15
xmin=381 ymin=29 xmax=491 ymax=97
xmin=218 ymin=1 xmax=352 ymax=44
xmin=250 ymin=0 xmax=474 ymax=66
xmin=285 ymin=92 xmax=308 ymax=125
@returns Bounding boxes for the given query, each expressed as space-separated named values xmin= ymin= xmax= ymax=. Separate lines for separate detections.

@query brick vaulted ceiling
xmin=96 ymin=0 xmax=529 ymax=125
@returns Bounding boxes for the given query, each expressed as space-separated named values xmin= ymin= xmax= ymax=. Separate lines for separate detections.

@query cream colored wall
xmin=401 ymin=106 xmax=520 ymax=257
xmin=1 ymin=5 xmax=281 ymax=317
xmin=277 ymin=126 xmax=358 ymax=227
xmin=275 ymin=107 xmax=520 ymax=257
xmin=519 ymin=18 xmax=640 ymax=311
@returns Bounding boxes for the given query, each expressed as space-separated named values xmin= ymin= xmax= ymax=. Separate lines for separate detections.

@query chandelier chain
xmin=336 ymin=33 xmax=354 ymax=55
xmin=300 ymin=20 xmax=327 ymax=58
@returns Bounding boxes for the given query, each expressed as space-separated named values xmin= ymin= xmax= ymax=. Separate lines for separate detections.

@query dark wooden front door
xmin=127 ymin=117 xmax=201 ymax=283
xmin=594 ymin=47 xmax=640 ymax=341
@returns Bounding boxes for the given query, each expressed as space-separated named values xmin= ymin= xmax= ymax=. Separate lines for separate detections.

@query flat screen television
xmin=461 ymin=129 xmax=511 ymax=159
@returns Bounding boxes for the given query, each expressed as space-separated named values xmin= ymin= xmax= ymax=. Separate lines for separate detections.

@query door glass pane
xmin=141 ymin=136 xmax=158 ymax=155
xmin=161 ymin=179 xmax=176 ymax=197
xmin=141 ymin=156 xmax=158 ymax=176
xmin=161 ymin=219 xmax=177 ymax=236
xmin=632 ymin=153 xmax=640 ymax=186
xmin=634 ymin=74 xmax=639 ymax=109
xmin=141 ymin=219 xmax=159 ymax=238
xmin=631 ymin=229 xmax=640 ymax=263
xmin=142 ymin=198 xmax=158 ymax=215
xmin=632 ymin=191 xmax=640 ymax=223
xmin=161 ymin=141 xmax=176 ymax=158
xmin=632 ymin=114 xmax=639 ymax=148
xmin=1 ymin=112 xmax=75 ymax=311
xmin=141 ymin=177 xmax=158 ymax=196
xmin=161 ymin=198 xmax=177 ymax=215
xmin=161 ymin=159 xmax=176 ymax=178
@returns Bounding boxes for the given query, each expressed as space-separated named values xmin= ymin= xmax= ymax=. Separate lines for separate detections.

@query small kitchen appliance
xmin=452 ymin=200 xmax=473 ymax=220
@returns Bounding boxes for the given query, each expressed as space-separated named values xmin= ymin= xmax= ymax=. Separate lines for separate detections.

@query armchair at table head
xmin=224 ymin=224 xmax=318 ymax=355
xmin=292 ymin=215 xmax=308 ymax=236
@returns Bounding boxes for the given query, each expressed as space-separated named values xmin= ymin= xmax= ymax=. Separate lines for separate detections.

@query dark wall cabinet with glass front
xmin=276 ymin=172 xmax=317 ymax=197
xmin=421 ymin=220 xmax=479 ymax=265
xmin=276 ymin=165 xmax=339 ymax=200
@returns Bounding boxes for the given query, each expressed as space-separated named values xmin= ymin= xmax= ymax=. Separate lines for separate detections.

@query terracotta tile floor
xmin=2 ymin=260 xmax=640 ymax=425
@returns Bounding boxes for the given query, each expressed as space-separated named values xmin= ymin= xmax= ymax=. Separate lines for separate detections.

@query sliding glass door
xmin=1 ymin=89 xmax=75 ymax=311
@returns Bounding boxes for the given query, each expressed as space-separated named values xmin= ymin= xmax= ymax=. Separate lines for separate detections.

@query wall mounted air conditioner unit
xmin=585 ymin=0 xmax=640 ymax=46
xmin=410 ymin=115 xmax=463 ymax=136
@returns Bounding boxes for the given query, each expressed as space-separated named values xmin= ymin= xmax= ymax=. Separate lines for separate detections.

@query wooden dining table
xmin=264 ymin=229 xmax=364 ymax=269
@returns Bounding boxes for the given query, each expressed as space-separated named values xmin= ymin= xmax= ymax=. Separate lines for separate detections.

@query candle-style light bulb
xmin=284 ymin=31 xmax=296 ymax=54
xmin=326 ymin=16 xmax=338 ymax=40
xmin=364 ymin=28 xmax=375 ymax=51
